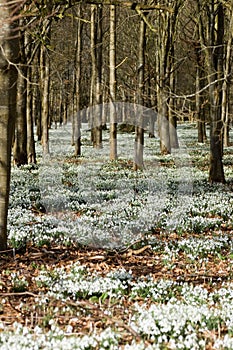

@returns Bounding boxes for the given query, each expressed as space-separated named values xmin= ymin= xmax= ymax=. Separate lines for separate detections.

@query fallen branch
xmin=0 ymin=291 xmax=38 ymax=297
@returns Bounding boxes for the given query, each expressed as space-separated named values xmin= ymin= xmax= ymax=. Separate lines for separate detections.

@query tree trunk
xmin=134 ymin=17 xmax=146 ymax=170
xmin=109 ymin=4 xmax=117 ymax=160
xmin=89 ymin=7 xmax=95 ymax=143
xmin=40 ymin=38 xmax=50 ymax=155
xmin=63 ymin=99 xmax=68 ymax=125
xmin=147 ymin=76 xmax=156 ymax=138
xmin=74 ymin=5 xmax=82 ymax=157
xmin=195 ymin=46 xmax=206 ymax=143
xmin=25 ymin=32 xmax=36 ymax=164
xmin=13 ymin=70 xmax=27 ymax=166
xmin=90 ymin=4 xmax=102 ymax=149
xmin=156 ymin=1 xmax=183 ymax=154
xmin=26 ymin=61 xmax=36 ymax=164
xmin=95 ymin=4 xmax=103 ymax=148
xmin=156 ymin=8 xmax=171 ymax=154
xmin=169 ymin=48 xmax=179 ymax=149
xmin=223 ymin=106 xmax=230 ymax=148
xmin=13 ymin=31 xmax=27 ymax=166
xmin=209 ymin=113 xmax=225 ymax=183
xmin=222 ymin=8 xmax=233 ymax=148
xmin=197 ymin=0 xmax=225 ymax=183
xmin=33 ymin=51 xmax=42 ymax=141
xmin=0 ymin=1 xmax=19 ymax=250
xmin=159 ymin=93 xmax=171 ymax=154
xmin=205 ymin=3 xmax=225 ymax=183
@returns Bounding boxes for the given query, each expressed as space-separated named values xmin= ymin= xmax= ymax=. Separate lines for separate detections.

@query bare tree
xmin=109 ymin=4 xmax=117 ymax=160
xmin=0 ymin=0 xmax=19 ymax=250
xmin=73 ymin=5 xmax=83 ymax=156
xmin=195 ymin=44 xmax=207 ymax=143
xmin=13 ymin=25 xmax=27 ymax=166
xmin=222 ymin=6 xmax=233 ymax=148
xmin=25 ymin=32 xmax=36 ymax=164
xmin=40 ymin=23 xmax=51 ymax=155
xmin=197 ymin=0 xmax=225 ymax=183
xmin=134 ymin=15 xmax=146 ymax=170
xmin=90 ymin=4 xmax=103 ymax=149
xmin=155 ymin=1 xmax=183 ymax=154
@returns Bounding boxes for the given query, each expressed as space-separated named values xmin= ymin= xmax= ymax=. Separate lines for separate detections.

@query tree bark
xmin=222 ymin=8 xmax=233 ymax=148
xmin=13 ymin=30 xmax=27 ymax=166
xmin=159 ymin=93 xmax=171 ymax=154
xmin=90 ymin=4 xmax=102 ymax=149
xmin=26 ymin=35 xmax=36 ymax=164
xmin=33 ymin=51 xmax=42 ymax=141
xmin=74 ymin=5 xmax=83 ymax=156
xmin=197 ymin=1 xmax=225 ymax=183
xmin=169 ymin=46 xmax=179 ymax=149
xmin=0 ymin=1 xmax=19 ymax=250
xmin=40 ymin=31 xmax=51 ymax=155
xmin=95 ymin=4 xmax=103 ymax=148
xmin=148 ymin=75 xmax=156 ymax=138
xmin=195 ymin=46 xmax=206 ymax=143
xmin=134 ymin=16 xmax=146 ymax=170
xmin=109 ymin=4 xmax=117 ymax=160
xmin=157 ymin=11 xmax=170 ymax=155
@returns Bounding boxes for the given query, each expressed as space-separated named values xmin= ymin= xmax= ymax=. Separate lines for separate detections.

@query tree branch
xmin=80 ymin=0 xmax=173 ymax=12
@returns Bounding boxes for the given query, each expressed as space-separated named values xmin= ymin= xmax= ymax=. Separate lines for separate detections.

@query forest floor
xmin=0 ymin=123 xmax=233 ymax=349
xmin=0 ymin=233 xmax=232 ymax=341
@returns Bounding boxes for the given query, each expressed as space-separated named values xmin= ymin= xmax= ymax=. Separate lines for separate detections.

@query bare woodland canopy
xmin=0 ymin=0 xmax=233 ymax=249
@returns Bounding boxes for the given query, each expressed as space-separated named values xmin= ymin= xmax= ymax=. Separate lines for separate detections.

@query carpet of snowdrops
xmin=1 ymin=122 xmax=233 ymax=349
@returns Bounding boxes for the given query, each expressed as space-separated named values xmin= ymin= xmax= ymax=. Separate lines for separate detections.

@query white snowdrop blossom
xmin=4 ymin=122 xmax=233 ymax=349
